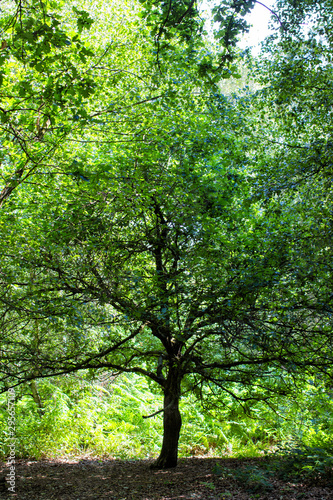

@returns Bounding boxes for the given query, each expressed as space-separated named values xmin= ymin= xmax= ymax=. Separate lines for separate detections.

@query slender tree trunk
xmin=30 ymin=379 xmax=44 ymax=416
xmin=151 ymin=368 xmax=182 ymax=469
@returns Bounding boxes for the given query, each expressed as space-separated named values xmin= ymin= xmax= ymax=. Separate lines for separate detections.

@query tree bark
xmin=151 ymin=368 xmax=182 ymax=469
xmin=30 ymin=379 xmax=44 ymax=416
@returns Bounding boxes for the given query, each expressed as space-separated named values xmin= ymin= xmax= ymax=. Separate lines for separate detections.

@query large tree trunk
xmin=151 ymin=369 xmax=182 ymax=469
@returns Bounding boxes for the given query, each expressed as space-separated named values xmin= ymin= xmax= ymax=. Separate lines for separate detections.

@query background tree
xmin=0 ymin=0 xmax=98 ymax=204
xmin=0 ymin=0 xmax=168 ymax=204
xmin=0 ymin=0 xmax=282 ymax=206
xmin=246 ymin=0 xmax=333 ymax=344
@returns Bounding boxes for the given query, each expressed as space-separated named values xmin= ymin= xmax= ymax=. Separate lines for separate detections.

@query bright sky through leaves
xmin=201 ymin=0 xmax=276 ymax=54
xmin=238 ymin=0 xmax=276 ymax=52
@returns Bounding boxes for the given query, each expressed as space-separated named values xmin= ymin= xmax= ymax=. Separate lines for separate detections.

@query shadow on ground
xmin=0 ymin=457 xmax=332 ymax=499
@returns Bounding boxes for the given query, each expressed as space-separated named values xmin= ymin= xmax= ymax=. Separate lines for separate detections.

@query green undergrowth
xmin=0 ymin=373 xmax=332 ymax=473
xmin=269 ymin=440 xmax=333 ymax=485
xmin=212 ymin=462 xmax=275 ymax=493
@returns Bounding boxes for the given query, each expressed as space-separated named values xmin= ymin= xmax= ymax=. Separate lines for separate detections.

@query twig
xmin=142 ymin=401 xmax=174 ymax=419
xmin=255 ymin=1 xmax=286 ymax=30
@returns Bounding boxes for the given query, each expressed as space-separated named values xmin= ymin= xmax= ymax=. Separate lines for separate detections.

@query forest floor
xmin=0 ymin=457 xmax=332 ymax=500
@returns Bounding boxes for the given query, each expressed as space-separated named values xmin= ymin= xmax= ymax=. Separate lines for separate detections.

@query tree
xmin=1 ymin=75 xmax=333 ymax=468
xmin=1 ymin=0 xmax=333 ymax=470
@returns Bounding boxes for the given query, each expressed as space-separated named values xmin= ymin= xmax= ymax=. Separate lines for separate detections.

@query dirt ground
xmin=0 ymin=457 xmax=332 ymax=500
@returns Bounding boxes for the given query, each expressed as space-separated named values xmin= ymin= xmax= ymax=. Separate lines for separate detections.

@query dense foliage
xmin=0 ymin=0 xmax=332 ymax=468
